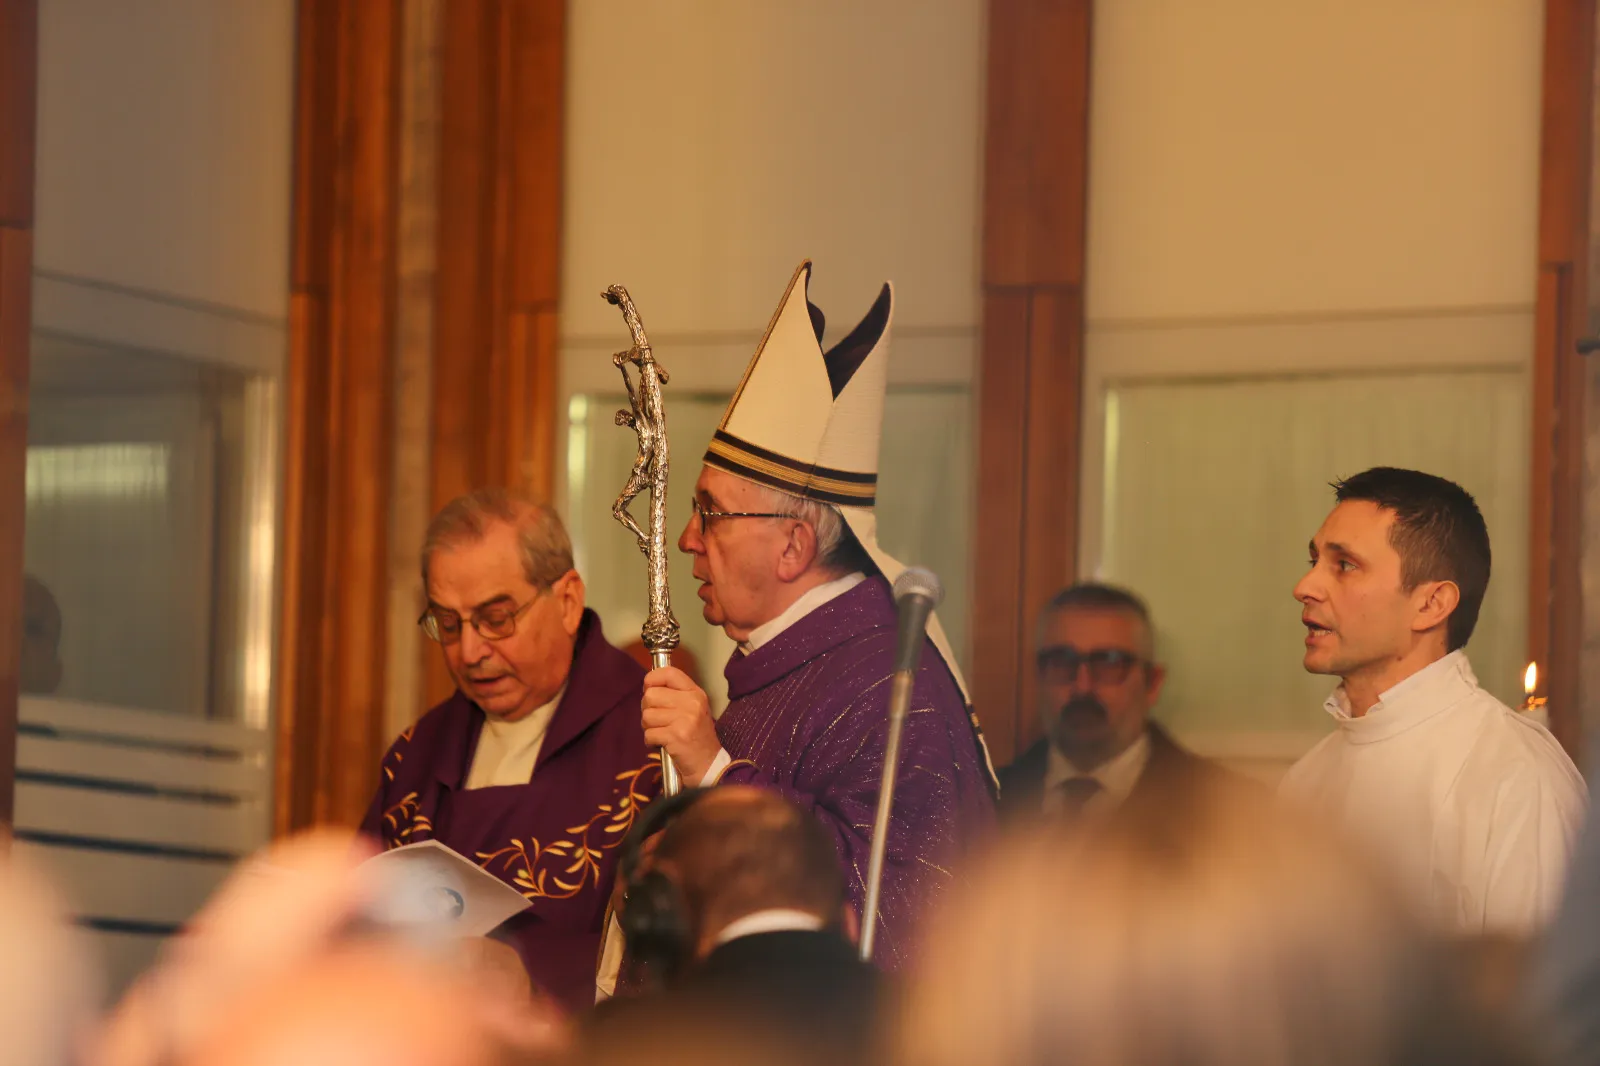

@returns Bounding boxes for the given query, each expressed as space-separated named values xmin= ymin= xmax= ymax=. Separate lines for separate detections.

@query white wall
xmin=33 ymin=0 xmax=296 ymax=321
xmin=1086 ymin=0 xmax=1543 ymax=323
xmin=560 ymin=0 xmax=989 ymax=686
xmin=1082 ymin=0 xmax=1547 ymax=768
xmin=562 ymin=0 xmax=986 ymax=340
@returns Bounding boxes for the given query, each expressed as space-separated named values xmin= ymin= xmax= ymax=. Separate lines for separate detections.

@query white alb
xmin=1280 ymin=651 xmax=1587 ymax=933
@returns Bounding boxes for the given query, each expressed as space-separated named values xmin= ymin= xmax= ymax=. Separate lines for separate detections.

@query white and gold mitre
xmin=704 ymin=260 xmax=979 ymax=711
xmin=705 ymin=259 xmax=888 ymax=508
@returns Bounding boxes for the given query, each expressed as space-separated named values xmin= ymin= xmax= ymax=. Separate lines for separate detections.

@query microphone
xmin=892 ymin=567 xmax=944 ymax=676
xmin=861 ymin=566 xmax=944 ymax=962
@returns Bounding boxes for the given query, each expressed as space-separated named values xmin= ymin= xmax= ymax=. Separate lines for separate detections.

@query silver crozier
xmin=604 ymin=284 xmax=683 ymax=796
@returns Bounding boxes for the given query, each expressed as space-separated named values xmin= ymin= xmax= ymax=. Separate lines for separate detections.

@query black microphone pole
xmin=860 ymin=566 xmax=943 ymax=962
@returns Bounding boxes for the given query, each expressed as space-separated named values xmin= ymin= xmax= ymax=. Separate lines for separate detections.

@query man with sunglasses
xmin=998 ymin=583 xmax=1235 ymax=820
xmin=359 ymin=488 xmax=658 ymax=1014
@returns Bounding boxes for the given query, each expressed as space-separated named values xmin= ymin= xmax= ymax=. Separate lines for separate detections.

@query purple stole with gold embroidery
xmin=360 ymin=610 xmax=659 ymax=1013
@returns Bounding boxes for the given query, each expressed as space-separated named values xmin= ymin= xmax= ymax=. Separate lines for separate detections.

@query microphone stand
xmin=859 ymin=669 xmax=914 ymax=961
xmin=860 ymin=568 xmax=942 ymax=962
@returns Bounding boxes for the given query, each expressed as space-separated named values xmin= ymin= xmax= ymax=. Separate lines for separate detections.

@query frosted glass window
xmin=566 ymin=386 xmax=973 ymax=710
xmin=24 ymin=336 xmax=277 ymax=721
xmin=875 ymin=387 xmax=973 ymax=672
xmin=27 ymin=443 xmax=171 ymax=498
xmin=1100 ymin=368 xmax=1529 ymax=751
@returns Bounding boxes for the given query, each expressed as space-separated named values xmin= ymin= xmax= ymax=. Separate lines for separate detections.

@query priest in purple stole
xmin=639 ymin=261 xmax=998 ymax=969
xmin=361 ymin=490 xmax=660 ymax=1014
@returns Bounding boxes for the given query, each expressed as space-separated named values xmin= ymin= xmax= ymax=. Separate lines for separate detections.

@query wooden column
xmin=0 ymin=0 xmax=36 ymax=827
xmin=431 ymin=0 xmax=563 ymax=508
xmin=279 ymin=0 xmax=569 ymax=818
xmin=973 ymin=0 xmax=1093 ymax=764
xmin=424 ymin=0 xmax=566 ymax=709
xmin=276 ymin=0 xmax=403 ymax=833
xmin=1530 ymin=0 xmax=1595 ymax=757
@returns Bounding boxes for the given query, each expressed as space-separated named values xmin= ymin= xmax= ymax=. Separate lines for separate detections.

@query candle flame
xmin=1525 ymin=661 xmax=1538 ymax=697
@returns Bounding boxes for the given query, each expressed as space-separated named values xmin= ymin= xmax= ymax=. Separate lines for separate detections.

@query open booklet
xmin=359 ymin=839 xmax=532 ymax=940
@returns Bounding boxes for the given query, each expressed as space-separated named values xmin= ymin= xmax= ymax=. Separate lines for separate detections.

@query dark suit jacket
xmin=584 ymin=929 xmax=884 ymax=1066
xmin=997 ymin=723 xmax=1245 ymax=819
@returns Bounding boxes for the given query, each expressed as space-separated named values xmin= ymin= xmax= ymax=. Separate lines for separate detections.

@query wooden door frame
xmin=277 ymin=0 xmax=568 ymax=828
xmin=422 ymin=0 xmax=566 ymax=712
xmin=972 ymin=0 xmax=1093 ymax=764
xmin=0 ymin=0 xmax=38 ymax=827
xmin=1531 ymin=0 xmax=1595 ymax=758
xmin=276 ymin=0 xmax=403 ymax=833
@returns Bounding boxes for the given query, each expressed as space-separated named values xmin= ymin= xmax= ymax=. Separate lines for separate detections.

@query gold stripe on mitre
xmin=705 ymin=430 xmax=877 ymax=507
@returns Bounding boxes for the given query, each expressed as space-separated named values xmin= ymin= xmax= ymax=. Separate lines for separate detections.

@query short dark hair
xmin=1043 ymin=582 xmax=1151 ymax=624
xmin=420 ymin=487 xmax=574 ymax=588
xmin=654 ymin=788 xmax=845 ymax=932
xmin=1037 ymin=582 xmax=1154 ymax=653
xmin=1331 ymin=467 xmax=1491 ymax=652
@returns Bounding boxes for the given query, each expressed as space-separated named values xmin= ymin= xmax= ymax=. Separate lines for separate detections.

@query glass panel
xmin=24 ymin=332 xmax=277 ymax=721
xmin=567 ymin=392 xmax=735 ymax=707
xmin=566 ymin=386 xmax=974 ymax=711
xmin=1100 ymin=368 xmax=1530 ymax=747
xmin=876 ymin=387 xmax=974 ymax=673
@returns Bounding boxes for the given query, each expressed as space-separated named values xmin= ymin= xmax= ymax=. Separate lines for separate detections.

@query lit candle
xmin=1521 ymin=661 xmax=1550 ymax=728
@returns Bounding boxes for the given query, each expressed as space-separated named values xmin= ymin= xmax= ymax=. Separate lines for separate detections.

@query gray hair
xmin=752 ymin=484 xmax=871 ymax=576
xmin=1037 ymin=581 xmax=1156 ymax=658
xmin=421 ymin=487 xmax=574 ymax=589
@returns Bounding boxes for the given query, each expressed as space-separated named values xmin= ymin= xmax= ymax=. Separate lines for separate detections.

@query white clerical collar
xmin=481 ymin=682 xmax=566 ymax=739
xmin=1043 ymin=729 xmax=1152 ymax=814
xmin=1324 ymin=650 xmax=1475 ymax=743
xmin=739 ymin=572 xmax=866 ymax=655
xmin=463 ymin=683 xmax=566 ymax=790
xmin=713 ymin=909 xmax=826 ymax=946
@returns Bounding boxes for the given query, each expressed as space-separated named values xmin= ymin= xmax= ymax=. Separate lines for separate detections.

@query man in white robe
xmin=1280 ymin=466 xmax=1586 ymax=934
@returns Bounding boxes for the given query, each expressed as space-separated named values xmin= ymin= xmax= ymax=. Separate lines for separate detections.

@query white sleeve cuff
xmin=699 ymin=748 xmax=733 ymax=786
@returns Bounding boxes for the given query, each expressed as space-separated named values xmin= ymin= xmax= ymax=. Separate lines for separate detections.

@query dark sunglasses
xmin=1035 ymin=646 xmax=1147 ymax=685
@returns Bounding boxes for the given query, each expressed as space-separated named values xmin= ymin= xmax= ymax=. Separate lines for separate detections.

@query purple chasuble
xmin=360 ymin=610 xmax=661 ymax=1014
xmin=716 ymin=576 xmax=996 ymax=969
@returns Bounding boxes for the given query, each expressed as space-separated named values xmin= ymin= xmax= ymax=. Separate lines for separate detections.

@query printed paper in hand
xmin=361 ymin=840 xmax=531 ymax=939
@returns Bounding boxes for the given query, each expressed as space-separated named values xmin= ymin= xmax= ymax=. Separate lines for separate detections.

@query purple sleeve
xmin=717 ymin=682 xmax=991 ymax=968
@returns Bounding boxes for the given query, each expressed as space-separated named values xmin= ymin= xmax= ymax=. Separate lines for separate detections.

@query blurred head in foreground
xmin=0 ymin=838 xmax=100 ymax=1066
xmin=95 ymin=829 xmax=563 ymax=1066
xmin=644 ymin=784 xmax=850 ymax=964
xmin=183 ymin=943 xmax=507 ymax=1066
xmin=895 ymin=784 xmax=1531 ymax=1066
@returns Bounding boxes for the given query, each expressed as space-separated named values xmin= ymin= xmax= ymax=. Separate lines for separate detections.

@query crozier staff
xmin=605 ymin=282 xmax=683 ymax=795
